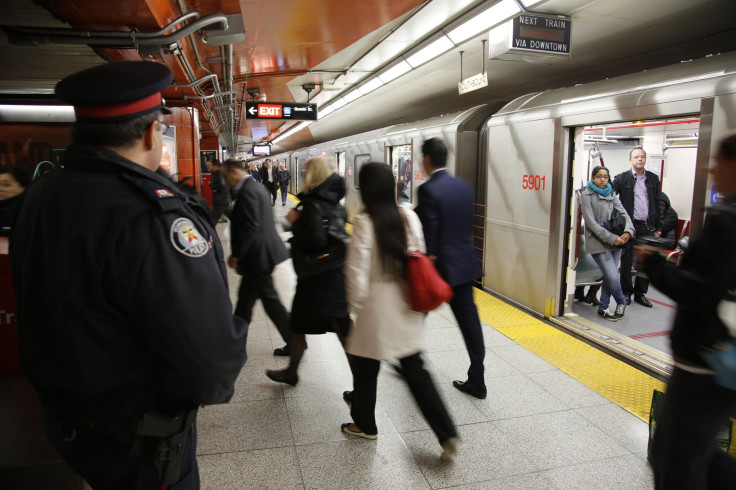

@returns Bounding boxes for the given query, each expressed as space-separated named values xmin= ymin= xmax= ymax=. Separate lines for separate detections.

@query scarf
xmin=587 ymin=180 xmax=612 ymax=197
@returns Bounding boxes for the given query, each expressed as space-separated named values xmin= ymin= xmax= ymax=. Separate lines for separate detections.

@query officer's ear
xmin=142 ymin=120 xmax=158 ymax=151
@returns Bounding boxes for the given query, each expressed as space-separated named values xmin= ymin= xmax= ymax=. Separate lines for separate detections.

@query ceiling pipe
xmin=176 ymin=0 xmax=213 ymax=77
xmin=173 ymin=74 xmax=218 ymax=89
xmin=4 ymin=13 xmax=228 ymax=47
xmin=182 ymin=90 xmax=237 ymax=100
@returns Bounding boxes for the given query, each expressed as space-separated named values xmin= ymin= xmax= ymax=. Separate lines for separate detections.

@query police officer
xmin=10 ymin=61 xmax=248 ymax=489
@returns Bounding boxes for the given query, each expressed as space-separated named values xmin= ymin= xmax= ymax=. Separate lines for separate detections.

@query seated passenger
xmin=0 ymin=166 xmax=31 ymax=237
xmin=580 ymin=165 xmax=635 ymax=321
xmin=343 ymin=162 xmax=458 ymax=460
xmin=658 ymin=192 xmax=679 ymax=250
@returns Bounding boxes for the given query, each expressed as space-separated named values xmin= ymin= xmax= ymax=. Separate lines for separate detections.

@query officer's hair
xmin=718 ymin=132 xmax=736 ymax=161
xmin=629 ymin=146 xmax=647 ymax=159
xmin=422 ymin=138 xmax=447 ymax=168
xmin=71 ymin=111 xmax=162 ymax=148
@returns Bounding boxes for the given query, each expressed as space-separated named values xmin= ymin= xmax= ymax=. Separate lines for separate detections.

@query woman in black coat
xmin=266 ymin=157 xmax=350 ymax=386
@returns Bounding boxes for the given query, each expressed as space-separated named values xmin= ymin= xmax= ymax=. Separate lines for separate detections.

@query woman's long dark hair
xmin=359 ymin=163 xmax=406 ymax=280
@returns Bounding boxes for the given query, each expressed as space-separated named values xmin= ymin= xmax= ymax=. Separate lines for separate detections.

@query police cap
xmin=56 ymin=61 xmax=172 ymax=122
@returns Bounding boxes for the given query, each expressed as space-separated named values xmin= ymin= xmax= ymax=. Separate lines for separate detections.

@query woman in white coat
xmin=343 ymin=162 xmax=458 ymax=460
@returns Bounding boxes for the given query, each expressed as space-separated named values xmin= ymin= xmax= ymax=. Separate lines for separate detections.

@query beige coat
xmin=345 ymin=205 xmax=426 ymax=360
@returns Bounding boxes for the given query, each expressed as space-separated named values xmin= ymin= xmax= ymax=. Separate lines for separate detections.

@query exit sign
xmin=245 ymin=101 xmax=318 ymax=120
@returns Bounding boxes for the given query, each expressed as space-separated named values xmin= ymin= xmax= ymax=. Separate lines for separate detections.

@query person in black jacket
xmin=266 ymin=157 xmax=351 ymax=386
xmin=277 ymin=162 xmax=291 ymax=206
xmin=10 ymin=62 xmax=248 ymax=489
xmin=611 ymin=147 xmax=663 ymax=307
xmin=658 ymin=192 xmax=679 ymax=250
xmin=259 ymin=158 xmax=278 ymax=206
xmin=640 ymin=133 xmax=736 ymax=489
xmin=222 ymin=159 xmax=292 ymax=355
xmin=206 ymin=159 xmax=231 ymax=225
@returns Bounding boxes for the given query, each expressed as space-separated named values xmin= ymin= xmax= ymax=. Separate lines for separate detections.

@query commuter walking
xmin=612 ymin=147 xmax=663 ymax=307
xmin=416 ymin=138 xmax=487 ymax=399
xmin=0 ymin=166 xmax=30 ymax=237
xmin=222 ymin=159 xmax=291 ymax=354
xmin=642 ymin=133 xmax=736 ymax=489
xmin=266 ymin=157 xmax=351 ymax=385
xmin=250 ymin=162 xmax=262 ymax=183
xmin=259 ymin=158 xmax=278 ymax=206
xmin=343 ymin=162 xmax=458 ymax=460
xmin=9 ymin=61 xmax=249 ymax=489
xmin=580 ymin=165 xmax=634 ymax=321
xmin=206 ymin=159 xmax=231 ymax=225
xmin=277 ymin=162 xmax=291 ymax=206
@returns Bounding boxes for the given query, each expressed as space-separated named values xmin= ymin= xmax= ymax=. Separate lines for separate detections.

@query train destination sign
xmin=245 ymin=101 xmax=317 ymax=121
xmin=458 ymin=73 xmax=488 ymax=95
xmin=489 ymin=13 xmax=572 ymax=63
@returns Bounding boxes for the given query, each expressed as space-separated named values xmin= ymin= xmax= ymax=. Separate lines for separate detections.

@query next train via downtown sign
xmin=245 ymin=101 xmax=318 ymax=121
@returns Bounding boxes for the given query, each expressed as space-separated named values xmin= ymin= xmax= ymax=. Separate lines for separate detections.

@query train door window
xmin=336 ymin=152 xmax=346 ymax=177
xmin=564 ymin=117 xmax=701 ymax=368
xmin=390 ymin=144 xmax=412 ymax=203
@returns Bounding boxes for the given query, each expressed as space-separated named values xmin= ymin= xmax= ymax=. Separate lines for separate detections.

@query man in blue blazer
xmin=223 ymin=159 xmax=291 ymax=355
xmin=416 ymin=138 xmax=486 ymax=399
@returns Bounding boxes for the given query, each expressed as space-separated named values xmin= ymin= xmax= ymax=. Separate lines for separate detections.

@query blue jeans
xmin=591 ymin=248 xmax=626 ymax=310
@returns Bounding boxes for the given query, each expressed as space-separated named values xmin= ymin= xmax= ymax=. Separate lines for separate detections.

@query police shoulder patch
xmin=170 ymin=218 xmax=210 ymax=257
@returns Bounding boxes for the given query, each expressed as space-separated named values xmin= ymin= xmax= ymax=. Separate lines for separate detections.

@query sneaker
xmin=440 ymin=437 xmax=458 ymax=461
xmin=614 ymin=304 xmax=626 ymax=319
xmin=597 ymin=309 xmax=618 ymax=322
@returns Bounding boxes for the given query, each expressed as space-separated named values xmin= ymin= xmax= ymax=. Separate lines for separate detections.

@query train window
xmin=336 ymin=152 xmax=346 ymax=177
xmin=354 ymin=154 xmax=371 ymax=189
xmin=390 ymin=144 xmax=412 ymax=204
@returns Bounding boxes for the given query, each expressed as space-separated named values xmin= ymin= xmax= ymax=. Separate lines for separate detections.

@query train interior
xmin=563 ymin=118 xmax=702 ymax=373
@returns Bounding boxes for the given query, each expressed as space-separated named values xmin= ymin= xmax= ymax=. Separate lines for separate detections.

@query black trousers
xmin=264 ymin=181 xmax=278 ymax=204
xmin=651 ymin=367 xmax=736 ymax=489
xmin=208 ymin=202 xmax=229 ymax=226
xmin=449 ymin=281 xmax=486 ymax=387
xmin=620 ymin=221 xmax=652 ymax=297
xmin=44 ymin=411 xmax=199 ymax=490
xmin=350 ymin=352 xmax=456 ymax=443
xmin=234 ymin=268 xmax=290 ymax=343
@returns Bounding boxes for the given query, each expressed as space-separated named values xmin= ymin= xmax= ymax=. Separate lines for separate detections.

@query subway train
xmin=261 ymin=51 xmax=736 ymax=377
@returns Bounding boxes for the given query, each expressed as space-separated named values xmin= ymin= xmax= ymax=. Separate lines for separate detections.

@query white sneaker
xmin=614 ymin=304 xmax=626 ymax=319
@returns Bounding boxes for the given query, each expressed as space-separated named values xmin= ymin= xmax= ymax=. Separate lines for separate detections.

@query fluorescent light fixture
xmin=406 ymin=35 xmax=454 ymax=68
xmin=447 ymin=0 xmax=521 ymax=45
xmin=319 ymin=105 xmax=335 ymax=117
xmin=342 ymin=90 xmax=362 ymax=103
xmin=331 ymin=97 xmax=347 ymax=109
xmin=378 ymin=60 xmax=411 ymax=84
xmin=521 ymin=0 xmax=547 ymax=7
xmin=358 ymin=77 xmax=384 ymax=95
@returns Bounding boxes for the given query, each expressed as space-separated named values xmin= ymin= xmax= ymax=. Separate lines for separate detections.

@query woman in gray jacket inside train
xmin=580 ymin=165 xmax=635 ymax=321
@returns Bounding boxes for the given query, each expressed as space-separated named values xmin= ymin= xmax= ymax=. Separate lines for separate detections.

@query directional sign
xmin=245 ymin=101 xmax=318 ymax=121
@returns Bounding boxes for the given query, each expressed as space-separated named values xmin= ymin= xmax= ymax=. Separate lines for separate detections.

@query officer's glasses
xmin=157 ymin=120 xmax=171 ymax=135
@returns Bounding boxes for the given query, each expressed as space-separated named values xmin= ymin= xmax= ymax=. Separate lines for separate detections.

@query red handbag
xmin=405 ymin=250 xmax=454 ymax=312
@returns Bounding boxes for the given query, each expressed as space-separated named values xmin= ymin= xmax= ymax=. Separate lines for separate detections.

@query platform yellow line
xmin=474 ymin=288 xmax=665 ymax=422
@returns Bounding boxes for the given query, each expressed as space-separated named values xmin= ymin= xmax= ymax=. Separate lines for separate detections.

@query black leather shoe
xmin=273 ymin=345 xmax=290 ymax=356
xmin=635 ymin=295 xmax=653 ymax=307
xmin=452 ymin=380 xmax=487 ymax=399
xmin=625 ymin=296 xmax=631 ymax=305
xmin=342 ymin=390 xmax=353 ymax=403
xmin=266 ymin=369 xmax=298 ymax=386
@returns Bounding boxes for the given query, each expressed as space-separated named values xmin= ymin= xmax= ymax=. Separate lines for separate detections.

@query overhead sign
xmin=489 ymin=13 xmax=571 ymax=63
xmin=252 ymin=144 xmax=271 ymax=156
xmin=458 ymin=73 xmax=488 ymax=95
xmin=245 ymin=101 xmax=317 ymax=121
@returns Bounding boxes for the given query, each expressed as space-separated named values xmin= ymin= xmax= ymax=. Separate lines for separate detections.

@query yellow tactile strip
xmin=474 ymin=288 xmax=666 ymax=422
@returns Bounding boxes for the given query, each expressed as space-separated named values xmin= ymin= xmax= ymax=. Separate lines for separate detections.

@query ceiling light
xmin=331 ymin=97 xmax=347 ymax=109
xmin=319 ymin=105 xmax=335 ymax=117
xmin=358 ymin=77 xmax=384 ymax=95
xmin=447 ymin=0 xmax=521 ymax=45
xmin=342 ymin=90 xmax=362 ymax=103
xmin=378 ymin=60 xmax=412 ymax=84
xmin=406 ymin=35 xmax=454 ymax=68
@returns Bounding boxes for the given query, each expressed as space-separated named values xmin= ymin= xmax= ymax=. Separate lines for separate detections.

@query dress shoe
xmin=265 ymin=369 xmax=298 ymax=386
xmin=452 ymin=380 xmax=487 ymax=399
xmin=273 ymin=345 xmax=290 ymax=356
xmin=440 ymin=437 xmax=458 ymax=461
xmin=583 ymin=292 xmax=600 ymax=306
xmin=625 ymin=296 xmax=632 ymax=305
xmin=342 ymin=390 xmax=353 ymax=403
xmin=634 ymin=295 xmax=653 ymax=307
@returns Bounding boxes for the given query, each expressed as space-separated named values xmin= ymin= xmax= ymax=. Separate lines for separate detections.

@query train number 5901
xmin=522 ymin=174 xmax=546 ymax=190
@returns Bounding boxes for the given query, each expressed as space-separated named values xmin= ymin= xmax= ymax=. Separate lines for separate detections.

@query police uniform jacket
xmin=643 ymin=196 xmax=736 ymax=368
xmin=10 ymin=144 xmax=248 ymax=441
xmin=611 ymin=169 xmax=663 ymax=231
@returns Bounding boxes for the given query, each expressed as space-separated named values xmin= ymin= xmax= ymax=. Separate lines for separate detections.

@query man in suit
xmin=223 ymin=159 xmax=291 ymax=355
xmin=415 ymin=138 xmax=486 ymax=399
xmin=611 ymin=147 xmax=662 ymax=307
xmin=277 ymin=162 xmax=291 ymax=206
xmin=206 ymin=159 xmax=231 ymax=225
xmin=259 ymin=158 xmax=278 ymax=206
